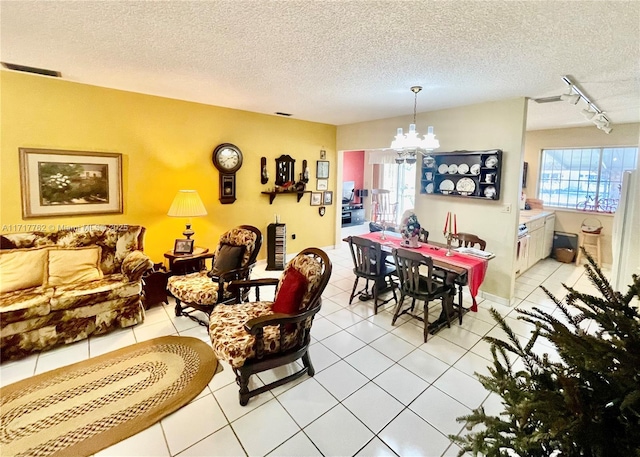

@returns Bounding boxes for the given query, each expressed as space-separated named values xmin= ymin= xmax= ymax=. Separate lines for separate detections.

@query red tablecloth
xmin=357 ymin=232 xmax=489 ymax=311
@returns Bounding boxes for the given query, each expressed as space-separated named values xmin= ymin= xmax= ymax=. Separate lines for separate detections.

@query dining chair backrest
xmin=454 ymin=232 xmax=487 ymax=251
xmin=419 ymin=228 xmax=429 ymax=243
xmin=371 ymin=189 xmax=397 ymax=225
xmin=392 ymin=248 xmax=438 ymax=297
xmin=348 ymin=236 xmax=384 ymax=277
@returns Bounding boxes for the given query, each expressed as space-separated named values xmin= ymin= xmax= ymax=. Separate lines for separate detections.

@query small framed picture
xmin=323 ymin=191 xmax=333 ymax=205
xmin=310 ymin=192 xmax=322 ymax=206
xmin=316 ymin=160 xmax=329 ymax=179
xmin=317 ymin=179 xmax=328 ymax=190
xmin=174 ymin=238 xmax=194 ymax=255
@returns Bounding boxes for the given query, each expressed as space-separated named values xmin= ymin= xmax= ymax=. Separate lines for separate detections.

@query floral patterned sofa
xmin=0 ymin=225 xmax=153 ymax=362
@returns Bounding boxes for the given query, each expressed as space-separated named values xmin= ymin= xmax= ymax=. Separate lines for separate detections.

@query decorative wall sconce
xmin=301 ymin=160 xmax=310 ymax=183
xmin=261 ymin=157 xmax=269 ymax=184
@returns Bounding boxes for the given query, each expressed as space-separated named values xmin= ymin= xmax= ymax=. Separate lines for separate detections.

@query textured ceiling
xmin=1 ymin=1 xmax=639 ymax=131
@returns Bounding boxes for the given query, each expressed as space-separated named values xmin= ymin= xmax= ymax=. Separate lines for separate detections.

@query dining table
xmin=345 ymin=232 xmax=492 ymax=330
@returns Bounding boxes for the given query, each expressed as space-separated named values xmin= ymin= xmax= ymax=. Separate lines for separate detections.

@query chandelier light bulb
xmin=390 ymin=86 xmax=439 ymax=160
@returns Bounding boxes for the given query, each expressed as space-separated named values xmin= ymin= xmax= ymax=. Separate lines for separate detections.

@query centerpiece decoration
xmin=443 ymin=211 xmax=457 ymax=256
xmin=401 ymin=211 xmax=421 ymax=248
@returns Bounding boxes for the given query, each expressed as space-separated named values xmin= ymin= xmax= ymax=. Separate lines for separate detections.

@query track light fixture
xmin=561 ymin=75 xmax=612 ymax=134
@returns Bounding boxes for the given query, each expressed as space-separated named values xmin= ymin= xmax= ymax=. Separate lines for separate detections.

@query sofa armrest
xmin=121 ymin=250 xmax=154 ymax=282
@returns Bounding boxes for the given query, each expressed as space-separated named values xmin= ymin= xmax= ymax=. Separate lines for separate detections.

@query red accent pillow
xmin=272 ymin=268 xmax=309 ymax=314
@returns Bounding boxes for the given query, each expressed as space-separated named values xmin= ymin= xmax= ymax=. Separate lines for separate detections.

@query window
xmin=379 ymin=162 xmax=416 ymax=224
xmin=538 ymin=147 xmax=638 ymax=213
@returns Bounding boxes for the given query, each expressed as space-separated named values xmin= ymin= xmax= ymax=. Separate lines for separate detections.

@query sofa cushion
xmin=167 ymin=271 xmax=231 ymax=306
xmin=272 ymin=267 xmax=308 ymax=314
xmin=277 ymin=254 xmax=324 ymax=311
xmin=211 ymin=244 xmax=245 ymax=276
xmin=0 ymin=247 xmax=48 ymax=293
xmin=47 ymin=246 xmax=103 ymax=287
xmin=50 ymin=275 xmax=141 ymax=311
xmin=215 ymin=227 xmax=257 ymax=268
xmin=0 ymin=286 xmax=53 ymax=325
xmin=209 ymin=301 xmax=301 ymax=368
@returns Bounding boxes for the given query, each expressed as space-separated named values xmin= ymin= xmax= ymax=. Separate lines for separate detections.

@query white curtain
xmin=367 ymin=149 xmax=400 ymax=165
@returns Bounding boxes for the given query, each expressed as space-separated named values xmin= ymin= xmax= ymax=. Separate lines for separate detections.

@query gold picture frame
xmin=19 ymin=148 xmax=123 ymax=218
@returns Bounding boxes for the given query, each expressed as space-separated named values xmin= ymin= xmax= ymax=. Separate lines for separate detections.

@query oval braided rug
xmin=0 ymin=336 xmax=217 ymax=457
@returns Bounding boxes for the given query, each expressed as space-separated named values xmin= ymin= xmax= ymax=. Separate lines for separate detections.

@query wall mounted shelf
xmin=421 ymin=149 xmax=503 ymax=200
xmin=261 ymin=191 xmax=310 ymax=204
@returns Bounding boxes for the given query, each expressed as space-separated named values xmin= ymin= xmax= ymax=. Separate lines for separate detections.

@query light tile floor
xmin=0 ymin=230 xmax=601 ymax=457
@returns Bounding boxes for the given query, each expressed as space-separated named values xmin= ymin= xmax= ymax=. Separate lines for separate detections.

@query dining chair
xmin=446 ymin=231 xmax=487 ymax=322
xmin=209 ymin=248 xmax=331 ymax=405
xmin=418 ymin=228 xmax=429 ymax=243
xmin=347 ymin=236 xmax=398 ymax=314
xmin=167 ymin=225 xmax=262 ymax=325
xmin=391 ymin=248 xmax=453 ymax=342
xmin=454 ymin=232 xmax=487 ymax=250
xmin=371 ymin=189 xmax=398 ymax=226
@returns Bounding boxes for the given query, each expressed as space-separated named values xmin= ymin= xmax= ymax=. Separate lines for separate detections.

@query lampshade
xmin=168 ymin=190 xmax=207 ymax=240
xmin=167 ymin=190 xmax=207 ymax=217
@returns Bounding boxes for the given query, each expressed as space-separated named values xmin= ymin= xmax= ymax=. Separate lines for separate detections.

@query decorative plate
xmin=438 ymin=164 xmax=449 ymax=174
xmin=423 ymin=156 xmax=436 ymax=167
xmin=457 ymin=163 xmax=469 ymax=174
xmin=485 ymin=155 xmax=498 ymax=168
xmin=448 ymin=164 xmax=458 ymax=174
xmin=456 ymin=177 xmax=476 ymax=195
xmin=484 ymin=186 xmax=497 ymax=199
xmin=425 ymin=183 xmax=434 ymax=194
xmin=439 ymin=179 xmax=454 ymax=194
xmin=470 ymin=164 xmax=481 ymax=175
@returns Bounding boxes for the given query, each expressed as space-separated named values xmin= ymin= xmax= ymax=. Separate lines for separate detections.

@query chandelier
xmin=390 ymin=86 xmax=439 ymax=164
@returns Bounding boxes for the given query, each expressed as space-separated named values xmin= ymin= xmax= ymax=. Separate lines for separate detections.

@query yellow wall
xmin=523 ymin=122 xmax=640 ymax=266
xmin=338 ymin=98 xmax=528 ymax=303
xmin=0 ymin=71 xmax=337 ymax=263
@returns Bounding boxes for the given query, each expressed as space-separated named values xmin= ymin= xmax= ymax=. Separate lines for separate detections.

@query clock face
xmin=212 ymin=143 xmax=243 ymax=173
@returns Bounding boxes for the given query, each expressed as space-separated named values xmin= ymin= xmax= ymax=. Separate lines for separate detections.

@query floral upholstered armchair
xmin=209 ymin=248 xmax=332 ymax=405
xmin=167 ymin=225 xmax=262 ymax=326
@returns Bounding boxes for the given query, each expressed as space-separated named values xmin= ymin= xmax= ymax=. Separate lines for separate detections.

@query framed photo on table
xmin=310 ymin=192 xmax=322 ymax=206
xmin=317 ymin=179 xmax=328 ymax=191
xmin=316 ymin=160 xmax=329 ymax=179
xmin=19 ymin=148 xmax=123 ymax=218
xmin=173 ymin=238 xmax=194 ymax=255
xmin=323 ymin=191 xmax=333 ymax=205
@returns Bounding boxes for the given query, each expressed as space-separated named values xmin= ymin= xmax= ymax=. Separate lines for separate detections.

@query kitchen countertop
xmin=519 ymin=209 xmax=554 ymax=224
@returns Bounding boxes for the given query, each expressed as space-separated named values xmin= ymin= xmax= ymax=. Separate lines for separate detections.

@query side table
xmin=142 ymin=263 xmax=169 ymax=309
xmin=164 ymin=247 xmax=213 ymax=276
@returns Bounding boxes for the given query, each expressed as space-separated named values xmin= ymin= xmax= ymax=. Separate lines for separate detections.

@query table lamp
xmin=167 ymin=190 xmax=208 ymax=240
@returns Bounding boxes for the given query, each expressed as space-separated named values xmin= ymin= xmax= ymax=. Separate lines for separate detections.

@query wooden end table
xmin=164 ymin=247 xmax=213 ymax=276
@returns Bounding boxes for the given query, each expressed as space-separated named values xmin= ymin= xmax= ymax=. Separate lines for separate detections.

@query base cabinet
xmin=342 ymin=205 xmax=365 ymax=227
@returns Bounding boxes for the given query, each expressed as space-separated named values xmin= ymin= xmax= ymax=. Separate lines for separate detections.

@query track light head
xmin=581 ymin=109 xmax=596 ymax=120
xmin=601 ymin=125 xmax=613 ymax=134
xmin=560 ymin=92 xmax=580 ymax=105
xmin=593 ymin=113 xmax=608 ymax=128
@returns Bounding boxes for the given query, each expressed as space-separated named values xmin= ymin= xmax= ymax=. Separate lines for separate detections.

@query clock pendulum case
xmin=212 ymin=143 xmax=243 ymax=204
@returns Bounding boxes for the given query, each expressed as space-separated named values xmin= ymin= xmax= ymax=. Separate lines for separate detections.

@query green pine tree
xmin=452 ymin=250 xmax=640 ymax=457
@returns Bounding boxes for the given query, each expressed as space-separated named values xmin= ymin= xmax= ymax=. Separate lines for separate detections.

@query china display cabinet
xmin=420 ymin=149 xmax=503 ymax=200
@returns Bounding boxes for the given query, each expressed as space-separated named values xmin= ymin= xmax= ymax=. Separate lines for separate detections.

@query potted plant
xmin=452 ymin=251 xmax=640 ymax=456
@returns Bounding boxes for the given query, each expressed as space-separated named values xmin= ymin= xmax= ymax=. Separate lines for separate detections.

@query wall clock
xmin=212 ymin=143 xmax=243 ymax=204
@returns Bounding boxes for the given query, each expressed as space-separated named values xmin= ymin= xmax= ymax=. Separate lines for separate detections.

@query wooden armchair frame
xmin=170 ymin=225 xmax=262 ymax=326
xmin=224 ymin=248 xmax=332 ymax=405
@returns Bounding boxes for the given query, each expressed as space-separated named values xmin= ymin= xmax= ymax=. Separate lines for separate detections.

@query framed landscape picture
xmin=19 ymin=148 xmax=123 ymax=218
